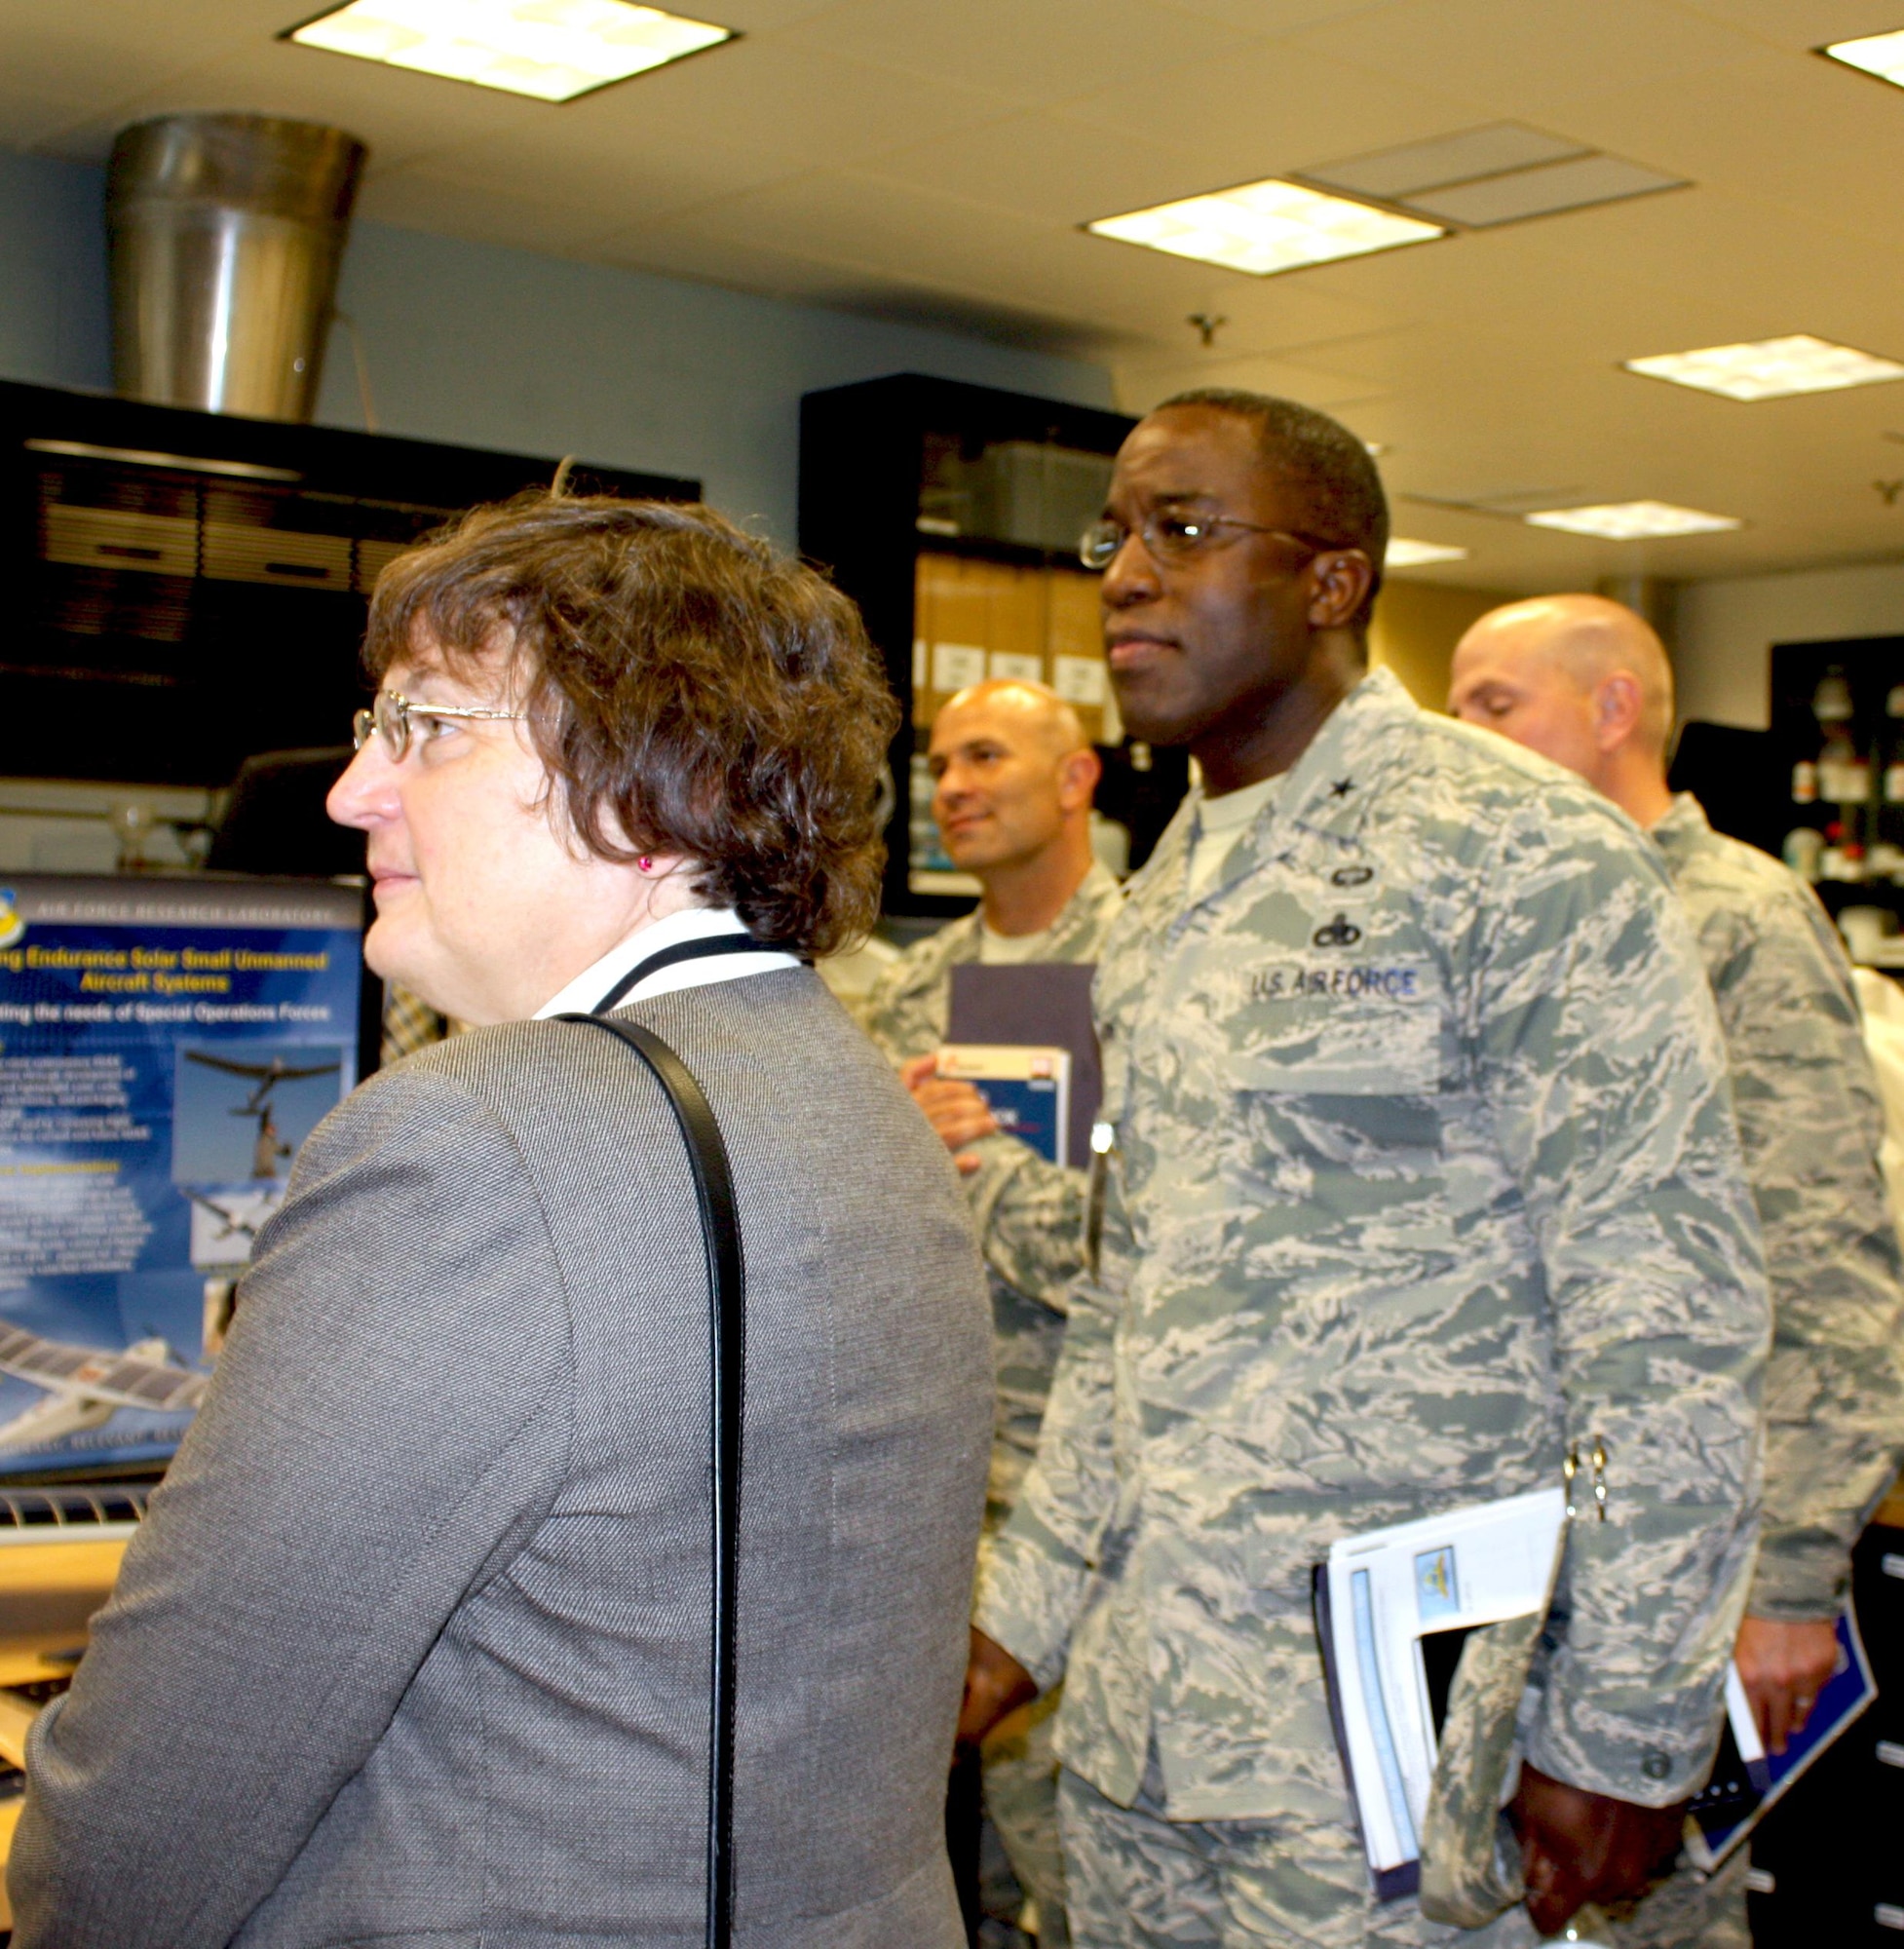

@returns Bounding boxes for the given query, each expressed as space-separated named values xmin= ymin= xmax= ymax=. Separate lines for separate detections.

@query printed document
xmin=1315 ymin=1488 xmax=1566 ymax=1894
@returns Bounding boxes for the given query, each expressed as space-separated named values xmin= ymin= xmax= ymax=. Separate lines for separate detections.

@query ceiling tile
xmin=1554 ymin=41 xmax=1904 ymax=252
xmin=1153 ymin=0 xmax=1390 ymax=28
xmin=5 ymin=0 xmax=1904 ymax=588
xmin=452 ymin=36 xmax=1022 ymax=176
xmin=33 ymin=39 xmax=542 ymax=169
xmin=1675 ymin=1 xmax=1904 ymax=51
xmin=780 ymin=0 xmax=1256 ymax=107
xmin=857 ymin=111 xmax=1180 ymax=229
xmin=1058 ymin=36 xmax=1479 ymax=182
xmin=1300 ymin=121 xmax=1586 ymax=198
xmin=1114 ymin=346 xmax=1390 ymax=412
xmin=654 ymin=169 xmax=1057 ymax=292
xmin=358 ymin=167 xmax=639 ymax=254
xmin=1287 ymin=0 xmax=1762 ymax=115
xmin=382 ymin=132 xmax=793 ymax=228
xmin=1402 ymin=153 xmax=1688 ymax=226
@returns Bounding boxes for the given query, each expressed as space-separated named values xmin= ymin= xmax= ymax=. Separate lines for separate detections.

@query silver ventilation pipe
xmin=106 ymin=114 xmax=368 ymax=424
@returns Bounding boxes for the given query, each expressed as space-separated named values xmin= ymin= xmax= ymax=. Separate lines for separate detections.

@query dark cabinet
xmin=1765 ymin=635 xmax=1904 ymax=927
xmin=799 ymin=372 xmax=1186 ymax=918
xmin=0 ymin=379 xmax=697 ymax=787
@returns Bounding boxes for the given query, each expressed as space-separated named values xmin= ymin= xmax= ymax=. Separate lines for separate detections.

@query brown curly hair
xmin=362 ymin=492 xmax=897 ymax=958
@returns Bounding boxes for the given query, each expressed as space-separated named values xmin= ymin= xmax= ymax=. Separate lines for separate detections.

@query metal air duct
xmin=106 ymin=114 xmax=367 ymax=424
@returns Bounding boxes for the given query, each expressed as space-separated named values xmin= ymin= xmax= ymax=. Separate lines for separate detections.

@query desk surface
xmin=0 ymin=1531 xmax=130 ymax=1926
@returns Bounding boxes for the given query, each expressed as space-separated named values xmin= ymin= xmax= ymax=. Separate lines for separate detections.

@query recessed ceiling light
xmin=1085 ymin=179 xmax=1444 ymax=278
xmin=1386 ymin=538 xmax=1469 ymax=566
xmin=1623 ymin=333 xmax=1904 ymax=401
xmin=1524 ymin=500 xmax=1741 ymax=540
xmin=286 ymin=0 xmax=734 ymax=102
xmin=1821 ymin=28 xmax=1904 ymax=89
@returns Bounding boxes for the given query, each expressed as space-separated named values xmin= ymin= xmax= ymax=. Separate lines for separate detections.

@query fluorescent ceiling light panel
xmin=287 ymin=0 xmax=733 ymax=101
xmin=1402 ymin=154 xmax=1685 ymax=227
xmin=1821 ymin=28 xmax=1904 ymax=88
xmin=1086 ymin=179 xmax=1443 ymax=278
xmin=1524 ymin=501 xmax=1740 ymax=540
xmin=1301 ymin=124 xmax=1585 ymax=201
xmin=1386 ymin=538 xmax=1469 ymax=567
xmin=1624 ymin=333 xmax=1904 ymax=401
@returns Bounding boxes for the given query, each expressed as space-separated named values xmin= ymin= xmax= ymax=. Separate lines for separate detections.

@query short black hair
xmin=1155 ymin=388 xmax=1389 ymax=634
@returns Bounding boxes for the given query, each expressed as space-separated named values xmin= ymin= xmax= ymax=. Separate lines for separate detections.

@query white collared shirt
xmin=532 ymin=906 xmax=800 ymax=1020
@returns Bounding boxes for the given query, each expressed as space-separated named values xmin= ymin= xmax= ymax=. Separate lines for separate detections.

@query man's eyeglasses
xmin=1078 ymin=513 xmax=1335 ymax=572
xmin=351 ymin=690 xmax=528 ymax=763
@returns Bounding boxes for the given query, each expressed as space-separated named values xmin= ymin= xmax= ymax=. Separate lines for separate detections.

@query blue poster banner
xmin=0 ymin=874 xmax=363 ymax=1476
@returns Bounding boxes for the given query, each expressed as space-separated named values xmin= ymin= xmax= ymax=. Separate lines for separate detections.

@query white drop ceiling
xmin=5 ymin=0 xmax=1904 ymax=593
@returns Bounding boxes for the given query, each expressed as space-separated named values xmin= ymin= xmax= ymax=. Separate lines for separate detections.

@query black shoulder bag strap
xmin=559 ymin=1010 xmax=744 ymax=1949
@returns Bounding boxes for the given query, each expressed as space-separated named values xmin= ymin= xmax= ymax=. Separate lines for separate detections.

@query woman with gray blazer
xmin=10 ymin=496 xmax=993 ymax=1948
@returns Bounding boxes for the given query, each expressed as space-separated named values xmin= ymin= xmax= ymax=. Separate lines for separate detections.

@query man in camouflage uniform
xmin=866 ymin=678 xmax=1123 ymax=1945
xmin=959 ymin=391 xmax=1771 ymax=1949
xmin=1452 ymin=593 xmax=1904 ymax=1947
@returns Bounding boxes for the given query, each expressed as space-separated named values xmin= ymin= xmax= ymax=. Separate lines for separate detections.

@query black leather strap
xmin=590 ymin=935 xmax=775 ymax=1016
xmin=559 ymin=1010 xmax=744 ymax=1949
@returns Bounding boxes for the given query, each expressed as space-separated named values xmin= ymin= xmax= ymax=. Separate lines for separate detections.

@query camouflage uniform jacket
xmin=1653 ymin=793 xmax=1904 ymax=1621
xmin=974 ymin=669 xmax=1770 ymax=1823
xmin=863 ymin=860 xmax=1123 ymax=1523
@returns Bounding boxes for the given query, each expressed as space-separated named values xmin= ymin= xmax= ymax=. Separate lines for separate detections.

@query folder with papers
xmin=1313 ymin=1489 xmax=1568 ymax=1900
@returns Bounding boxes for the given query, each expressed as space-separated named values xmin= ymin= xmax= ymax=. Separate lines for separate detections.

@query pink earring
xmin=637 ymin=856 xmax=655 ymax=873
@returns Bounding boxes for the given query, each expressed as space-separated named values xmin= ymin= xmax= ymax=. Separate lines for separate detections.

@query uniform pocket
xmin=1223 ymin=959 xmax=1443 ymax=1098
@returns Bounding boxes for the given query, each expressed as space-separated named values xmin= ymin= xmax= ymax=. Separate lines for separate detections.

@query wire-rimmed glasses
xmin=351 ymin=690 xmax=529 ymax=763
xmin=1078 ymin=513 xmax=1336 ymax=572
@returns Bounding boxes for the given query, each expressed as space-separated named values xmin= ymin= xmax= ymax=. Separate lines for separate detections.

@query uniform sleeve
xmin=7 ymin=1071 xmax=574 ymax=1949
xmin=973 ymin=1146 xmax=1126 ymax=1688
xmin=961 ymin=1132 xmax=1089 ymax=1317
xmin=1710 ymin=894 xmax=1904 ymax=1620
xmin=1466 ymin=810 xmax=1770 ymax=1809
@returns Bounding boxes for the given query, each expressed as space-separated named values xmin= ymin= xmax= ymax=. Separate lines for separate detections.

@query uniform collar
xmin=933 ymin=857 xmax=1123 ymax=964
xmin=1144 ymin=667 xmax=1414 ymax=914
xmin=1648 ymin=791 xmax=1710 ymax=862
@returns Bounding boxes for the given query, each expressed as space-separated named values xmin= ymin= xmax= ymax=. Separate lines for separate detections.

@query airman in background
xmin=1452 ymin=592 xmax=1904 ymax=1949
xmin=865 ymin=677 xmax=1122 ymax=1947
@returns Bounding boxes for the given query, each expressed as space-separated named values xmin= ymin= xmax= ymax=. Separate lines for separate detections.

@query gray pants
xmin=1057 ymin=1766 xmax=1543 ymax=1949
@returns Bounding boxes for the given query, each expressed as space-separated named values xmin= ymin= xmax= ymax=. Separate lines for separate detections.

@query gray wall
xmin=0 ymin=149 xmax=1114 ymax=545
xmin=1676 ymin=562 xmax=1904 ymax=729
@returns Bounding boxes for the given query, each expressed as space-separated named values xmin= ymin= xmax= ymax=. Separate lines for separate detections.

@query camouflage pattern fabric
xmin=1612 ymin=793 xmax=1904 ymax=1949
xmin=975 ymin=669 xmax=1770 ymax=1838
xmin=862 ymin=860 xmax=1123 ymax=1525
xmin=1651 ymin=793 xmax=1904 ymax=1620
xmin=983 ymin=1690 xmax=1072 ymax=1947
xmin=1605 ymin=1847 xmax=1749 ymax=1949
xmin=1058 ymin=1759 xmax=1545 ymax=1948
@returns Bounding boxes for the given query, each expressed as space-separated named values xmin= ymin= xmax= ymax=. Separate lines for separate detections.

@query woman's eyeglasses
xmin=352 ymin=690 xmax=528 ymax=763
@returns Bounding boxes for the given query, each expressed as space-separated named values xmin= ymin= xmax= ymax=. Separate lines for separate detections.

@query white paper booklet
xmin=1315 ymin=1487 xmax=1567 ymax=1896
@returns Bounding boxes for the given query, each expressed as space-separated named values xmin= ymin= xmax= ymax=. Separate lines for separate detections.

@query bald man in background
xmin=1452 ymin=594 xmax=1904 ymax=1948
xmin=864 ymin=679 xmax=1122 ymax=1947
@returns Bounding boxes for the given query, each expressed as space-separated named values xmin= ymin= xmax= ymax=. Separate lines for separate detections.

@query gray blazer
xmin=10 ymin=970 xmax=993 ymax=1948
